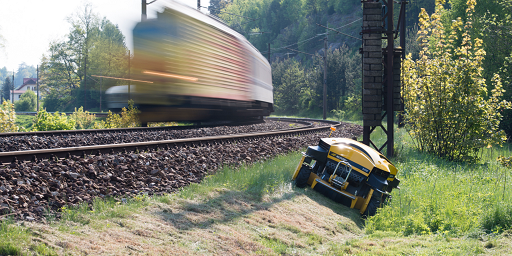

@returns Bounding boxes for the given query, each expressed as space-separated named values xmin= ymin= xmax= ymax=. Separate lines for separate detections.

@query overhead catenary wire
xmin=270 ymin=17 xmax=363 ymax=52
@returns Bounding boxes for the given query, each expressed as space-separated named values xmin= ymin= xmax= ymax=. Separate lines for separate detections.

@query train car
xmin=107 ymin=0 xmax=273 ymax=124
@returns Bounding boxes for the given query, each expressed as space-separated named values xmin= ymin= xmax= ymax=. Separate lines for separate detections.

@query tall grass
xmin=178 ymin=152 xmax=302 ymax=200
xmin=366 ymin=127 xmax=512 ymax=236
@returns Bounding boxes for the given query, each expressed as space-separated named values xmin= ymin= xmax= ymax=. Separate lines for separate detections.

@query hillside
xmin=215 ymin=0 xmax=435 ymax=63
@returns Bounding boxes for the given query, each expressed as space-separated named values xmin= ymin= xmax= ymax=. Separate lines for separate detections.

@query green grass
xmin=178 ymin=152 xmax=302 ymax=201
xmin=15 ymin=115 xmax=35 ymax=131
xmin=366 ymin=127 xmax=512 ymax=237
xmin=59 ymin=194 xmax=152 ymax=226
xmin=0 ymin=219 xmax=57 ymax=255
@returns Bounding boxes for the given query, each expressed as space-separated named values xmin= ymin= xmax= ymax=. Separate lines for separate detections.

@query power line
xmin=270 ymin=18 xmax=363 ymax=52
xmin=316 ymin=23 xmax=362 ymax=41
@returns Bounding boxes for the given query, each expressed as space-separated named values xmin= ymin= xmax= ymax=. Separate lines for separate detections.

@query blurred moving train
xmin=106 ymin=1 xmax=273 ymax=125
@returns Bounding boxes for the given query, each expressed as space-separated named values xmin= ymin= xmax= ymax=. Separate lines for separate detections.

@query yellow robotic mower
xmin=292 ymin=135 xmax=400 ymax=216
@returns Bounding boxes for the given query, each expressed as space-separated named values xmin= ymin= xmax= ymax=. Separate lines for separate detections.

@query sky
xmin=0 ymin=0 xmax=210 ymax=71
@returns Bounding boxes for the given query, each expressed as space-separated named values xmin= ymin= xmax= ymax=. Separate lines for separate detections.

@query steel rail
xmin=0 ymin=118 xmax=340 ymax=164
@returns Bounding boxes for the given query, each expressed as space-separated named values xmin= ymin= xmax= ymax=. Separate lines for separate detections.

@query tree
xmin=325 ymin=45 xmax=359 ymax=111
xmin=13 ymin=63 xmax=36 ymax=86
xmin=271 ymin=58 xmax=312 ymax=114
xmin=402 ymin=0 xmax=511 ymax=161
xmin=40 ymin=3 xmax=128 ymax=112
xmin=14 ymin=90 xmax=37 ymax=112
xmin=208 ymin=0 xmax=231 ymax=17
xmin=1 ymin=77 xmax=11 ymax=102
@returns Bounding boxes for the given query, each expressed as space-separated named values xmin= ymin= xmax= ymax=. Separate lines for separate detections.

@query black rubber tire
xmin=363 ymin=198 xmax=379 ymax=217
xmin=295 ymin=165 xmax=312 ymax=188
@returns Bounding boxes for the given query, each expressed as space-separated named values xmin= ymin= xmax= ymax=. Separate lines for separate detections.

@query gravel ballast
xmin=0 ymin=120 xmax=306 ymax=152
xmin=0 ymin=121 xmax=362 ymax=221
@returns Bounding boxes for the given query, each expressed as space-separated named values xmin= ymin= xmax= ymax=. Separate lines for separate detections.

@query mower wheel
xmin=363 ymin=198 xmax=380 ymax=217
xmin=295 ymin=165 xmax=311 ymax=188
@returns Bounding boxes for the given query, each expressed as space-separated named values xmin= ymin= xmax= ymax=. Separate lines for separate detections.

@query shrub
xmin=14 ymin=90 xmax=36 ymax=112
xmin=402 ymin=0 xmax=511 ymax=161
xmin=33 ymin=109 xmax=76 ymax=131
xmin=70 ymin=107 xmax=96 ymax=129
xmin=0 ymin=101 xmax=19 ymax=132
xmin=93 ymin=100 xmax=140 ymax=129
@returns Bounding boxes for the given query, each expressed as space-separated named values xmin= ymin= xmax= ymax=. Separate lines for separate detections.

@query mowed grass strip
xmin=1 ymin=132 xmax=512 ymax=255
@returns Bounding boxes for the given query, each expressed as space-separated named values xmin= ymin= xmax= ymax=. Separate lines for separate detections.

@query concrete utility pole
xmin=84 ymin=54 xmax=87 ymax=110
xmin=268 ymin=43 xmax=271 ymax=64
xmin=197 ymin=0 xmax=200 ymax=10
xmin=36 ymin=65 xmax=39 ymax=111
xmin=11 ymin=72 xmax=14 ymax=103
xmin=323 ymin=37 xmax=327 ymax=120
xmin=142 ymin=0 xmax=147 ymax=21
xmin=100 ymin=76 xmax=103 ymax=112
xmin=128 ymin=50 xmax=131 ymax=100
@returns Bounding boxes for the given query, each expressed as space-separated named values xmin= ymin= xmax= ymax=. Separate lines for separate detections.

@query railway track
xmin=0 ymin=118 xmax=310 ymax=154
xmin=0 ymin=118 xmax=362 ymax=221
xmin=0 ymin=118 xmax=324 ymax=164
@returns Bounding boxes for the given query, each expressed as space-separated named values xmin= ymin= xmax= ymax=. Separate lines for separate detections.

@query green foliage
xmin=0 ymin=100 xmax=19 ymax=132
xmin=14 ymin=90 xmax=36 ymax=112
xmin=1 ymin=77 xmax=11 ymax=102
xmin=42 ymin=90 xmax=73 ymax=112
xmin=70 ymin=106 xmax=96 ymax=129
xmin=93 ymin=100 xmax=140 ymax=128
xmin=271 ymin=45 xmax=360 ymax=118
xmin=272 ymin=58 xmax=311 ymax=114
xmin=402 ymin=0 xmax=511 ymax=161
xmin=479 ymin=0 xmax=512 ymax=136
xmin=33 ymin=109 xmax=76 ymax=131
xmin=219 ymin=0 xmax=361 ymax=60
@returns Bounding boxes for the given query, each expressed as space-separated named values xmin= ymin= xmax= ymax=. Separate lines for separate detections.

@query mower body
xmin=292 ymin=138 xmax=400 ymax=216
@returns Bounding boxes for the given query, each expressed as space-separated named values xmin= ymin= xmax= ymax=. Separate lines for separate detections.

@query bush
xmin=70 ymin=107 xmax=96 ymax=129
xmin=402 ymin=0 xmax=511 ymax=161
xmin=93 ymin=100 xmax=140 ymax=129
xmin=14 ymin=90 xmax=37 ymax=112
xmin=0 ymin=100 xmax=19 ymax=132
xmin=42 ymin=91 xmax=73 ymax=112
xmin=33 ymin=109 xmax=76 ymax=131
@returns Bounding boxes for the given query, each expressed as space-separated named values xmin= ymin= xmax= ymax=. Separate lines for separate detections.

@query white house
xmin=12 ymin=78 xmax=38 ymax=102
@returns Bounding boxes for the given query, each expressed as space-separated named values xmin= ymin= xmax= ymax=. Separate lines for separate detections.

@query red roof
xmin=17 ymin=78 xmax=37 ymax=90
xmin=23 ymin=78 xmax=37 ymax=85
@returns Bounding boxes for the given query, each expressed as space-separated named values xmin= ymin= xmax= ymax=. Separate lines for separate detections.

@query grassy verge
xmin=15 ymin=115 xmax=35 ymax=131
xmin=1 ymin=129 xmax=512 ymax=254
xmin=366 ymin=127 xmax=512 ymax=237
